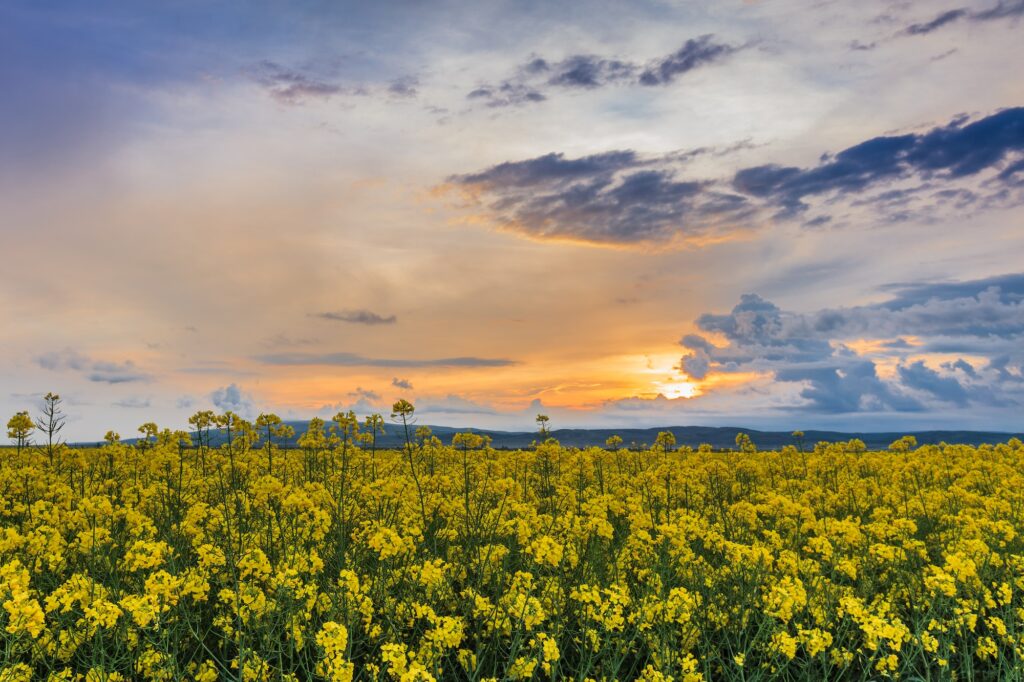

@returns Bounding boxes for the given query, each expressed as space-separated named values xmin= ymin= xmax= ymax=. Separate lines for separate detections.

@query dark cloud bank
xmin=450 ymin=107 xmax=1024 ymax=245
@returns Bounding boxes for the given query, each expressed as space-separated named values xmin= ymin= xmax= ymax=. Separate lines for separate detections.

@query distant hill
xmin=103 ymin=421 xmax=1023 ymax=451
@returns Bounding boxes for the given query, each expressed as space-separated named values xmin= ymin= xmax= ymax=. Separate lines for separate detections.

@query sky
xmin=2 ymin=0 xmax=1024 ymax=439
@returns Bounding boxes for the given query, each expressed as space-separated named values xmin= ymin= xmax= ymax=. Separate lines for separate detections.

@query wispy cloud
xmin=638 ymin=35 xmax=739 ymax=85
xmin=113 ymin=396 xmax=151 ymax=409
xmin=249 ymin=60 xmax=354 ymax=104
xmin=901 ymin=9 xmax=969 ymax=36
xmin=36 ymin=349 xmax=150 ymax=384
xmin=313 ymin=309 xmax=397 ymax=325
xmin=895 ymin=2 xmax=1023 ymax=38
xmin=256 ymin=352 xmax=517 ymax=368
xmin=349 ymin=386 xmax=382 ymax=401
xmin=467 ymin=35 xmax=738 ymax=107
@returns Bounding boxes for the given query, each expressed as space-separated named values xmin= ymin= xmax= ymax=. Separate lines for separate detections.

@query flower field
xmin=3 ymin=407 xmax=1024 ymax=681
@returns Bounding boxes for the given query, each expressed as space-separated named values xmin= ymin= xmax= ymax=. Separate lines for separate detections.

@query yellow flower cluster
xmin=2 ymin=421 xmax=1024 ymax=680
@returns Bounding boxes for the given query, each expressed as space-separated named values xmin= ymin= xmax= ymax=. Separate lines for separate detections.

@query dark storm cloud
xmin=256 ymin=352 xmax=517 ymax=368
xmin=313 ymin=309 xmax=397 ymax=325
xmin=679 ymin=273 xmax=1024 ymax=413
xmin=451 ymin=108 xmax=1024 ymax=245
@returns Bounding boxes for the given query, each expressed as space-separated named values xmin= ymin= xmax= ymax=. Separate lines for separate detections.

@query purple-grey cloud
xmin=450 ymin=108 xmax=1024 ymax=245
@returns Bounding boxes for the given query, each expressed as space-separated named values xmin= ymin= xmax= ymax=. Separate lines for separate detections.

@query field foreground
xmin=2 ymin=422 xmax=1024 ymax=681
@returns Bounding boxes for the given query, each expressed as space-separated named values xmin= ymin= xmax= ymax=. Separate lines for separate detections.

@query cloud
xmin=250 ymin=61 xmax=350 ymax=104
xmin=256 ymin=352 xmax=517 ymax=368
xmin=36 ymin=349 xmax=150 ymax=384
xmin=466 ymin=35 xmax=737 ymax=107
xmin=896 ymin=2 xmax=1024 ymax=37
xmin=449 ymin=108 xmax=1024 ymax=245
xmin=210 ymin=384 xmax=255 ymax=416
xmin=973 ymin=0 xmax=1024 ymax=20
xmin=113 ymin=397 xmax=151 ymax=409
xmin=448 ymin=150 xmax=751 ymax=245
xmin=467 ymin=83 xmax=546 ymax=108
xmin=680 ymin=273 xmax=1024 ymax=413
xmin=416 ymin=394 xmax=498 ymax=415
xmin=638 ymin=35 xmax=738 ymax=85
xmin=544 ymin=55 xmax=636 ymax=89
xmin=388 ymin=75 xmax=419 ymax=97
xmin=944 ymin=358 xmax=978 ymax=378
xmin=897 ymin=360 xmax=969 ymax=406
xmin=733 ymin=107 xmax=1024 ymax=214
xmin=349 ymin=386 xmax=381 ymax=401
xmin=902 ymin=9 xmax=969 ymax=36
xmin=777 ymin=361 xmax=925 ymax=414
xmin=392 ymin=377 xmax=414 ymax=390
xmin=313 ymin=309 xmax=397 ymax=325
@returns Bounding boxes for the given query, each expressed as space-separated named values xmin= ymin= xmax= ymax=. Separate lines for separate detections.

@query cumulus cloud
xmin=313 ymin=309 xmax=397 ymax=325
xmin=256 ymin=352 xmax=516 ymax=368
xmin=897 ymin=360 xmax=969 ymax=406
xmin=392 ymin=377 xmax=414 ymax=390
xmin=449 ymin=108 xmax=1024 ymax=246
xmin=680 ymin=273 xmax=1024 ymax=414
xmin=36 ymin=349 xmax=150 ymax=384
xmin=210 ymin=383 xmax=255 ymax=416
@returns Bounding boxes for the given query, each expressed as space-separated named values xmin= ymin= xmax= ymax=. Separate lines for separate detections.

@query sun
xmin=655 ymin=380 xmax=700 ymax=399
